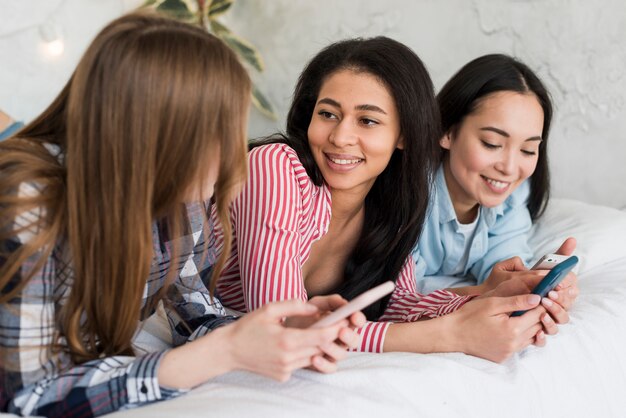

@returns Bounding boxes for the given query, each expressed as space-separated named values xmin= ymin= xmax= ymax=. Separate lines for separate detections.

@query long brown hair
xmin=0 ymin=12 xmax=250 ymax=363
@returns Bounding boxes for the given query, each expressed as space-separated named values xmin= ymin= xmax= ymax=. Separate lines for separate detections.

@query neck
xmin=442 ymin=160 xmax=479 ymax=224
xmin=329 ymin=187 xmax=368 ymax=228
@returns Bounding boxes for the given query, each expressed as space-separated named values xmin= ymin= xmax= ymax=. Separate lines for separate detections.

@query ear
xmin=439 ymin=131 xmax=452 ymax=150
xmin=396 ymin=135 xmax=404 ymax=150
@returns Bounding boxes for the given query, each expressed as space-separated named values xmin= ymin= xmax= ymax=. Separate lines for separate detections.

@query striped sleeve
xmin=354 ymin=322 xmax=390 ymax=353
xmin=379 ymin=256 xmax=476 ymax=323
xmin=230 ymin=144 xmax=308 ymax=310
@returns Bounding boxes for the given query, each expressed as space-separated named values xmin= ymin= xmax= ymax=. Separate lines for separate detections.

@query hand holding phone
xmin=511 ymin=255 xmax=579 ymax=317
xmin=309 ymin=281 xmax=395 ymax=329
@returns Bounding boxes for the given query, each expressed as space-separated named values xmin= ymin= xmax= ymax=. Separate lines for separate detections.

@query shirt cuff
xmin=126 ymin=351 xmax=186 ymax=405
xmin=353 ymin=321 xmax=390 ymax=353
xmin=405 ymin=291 xmax=476 ymax=321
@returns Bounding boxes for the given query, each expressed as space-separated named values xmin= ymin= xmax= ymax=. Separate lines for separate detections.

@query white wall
xmin=1 ymin=0 xmax=625 ymax=209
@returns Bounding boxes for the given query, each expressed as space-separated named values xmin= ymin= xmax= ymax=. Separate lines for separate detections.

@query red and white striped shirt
xmin=215 ymin=143 xmax=473 ymax=352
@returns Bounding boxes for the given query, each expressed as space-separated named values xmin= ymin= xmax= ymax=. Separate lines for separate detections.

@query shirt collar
xmin=435 ymin=165 xmax=459 ymax=224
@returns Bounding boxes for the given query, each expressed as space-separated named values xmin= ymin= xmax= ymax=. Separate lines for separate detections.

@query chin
xmin=480 ymin=195 xmax=510 ymax=208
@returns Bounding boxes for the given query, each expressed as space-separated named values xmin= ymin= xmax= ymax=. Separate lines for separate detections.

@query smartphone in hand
xmin=511 ymin=255 xmax=579 ymax=317
xmin=531 ymin=253 xmax=571 ymax=270
xmin=309 ymin=281 xmax=395 ymax=329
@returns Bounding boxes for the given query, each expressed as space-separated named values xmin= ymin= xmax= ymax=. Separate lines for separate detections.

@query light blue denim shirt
xmin=412 ymin=164 xmax=534 ymax=291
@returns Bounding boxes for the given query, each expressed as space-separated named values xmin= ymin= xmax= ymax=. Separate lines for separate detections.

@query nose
xmin=494 ymin=149 xmax=517 ymax=176
xmin=329 ymin=118 xmax=358 ymax=147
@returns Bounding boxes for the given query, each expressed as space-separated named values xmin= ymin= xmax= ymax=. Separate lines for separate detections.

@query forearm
xmin=159 ymin=325 xmax=234 ymax=389
xmin=446 ymin=283 xmax=486 ymax=296
xmin=383 ymin=315 xmax=458 ymax=353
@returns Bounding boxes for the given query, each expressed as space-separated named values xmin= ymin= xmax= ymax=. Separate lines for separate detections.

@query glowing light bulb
xmin=45 ymin=38 xmax=64 ymax=56
xmin=39 ymin=21 xmax=64 ymax=57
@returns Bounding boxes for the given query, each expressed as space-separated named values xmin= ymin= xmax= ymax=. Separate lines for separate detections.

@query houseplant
xmin=143 ymin=0 xmax=276 ymax=119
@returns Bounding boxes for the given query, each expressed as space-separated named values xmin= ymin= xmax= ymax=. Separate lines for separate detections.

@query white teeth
xmin=485 ymin=177 xmax=509 ymax=190
xmin=330 ymin=157 xmax=362 ymax=165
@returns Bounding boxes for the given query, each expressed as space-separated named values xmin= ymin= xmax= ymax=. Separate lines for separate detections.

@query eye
xmin=360 ymin=117 xmax=379 ymax=127
xmin=480 ymin=140 xmax=501 ymax=150
xmin=318 ymin=110 xmax=338 ymax=120
xmin=521 ymin=149 xmax=537 ymax=156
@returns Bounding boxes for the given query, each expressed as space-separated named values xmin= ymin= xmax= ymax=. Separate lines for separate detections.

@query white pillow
xmin=529 ymin=198 xmax=626 ymax=274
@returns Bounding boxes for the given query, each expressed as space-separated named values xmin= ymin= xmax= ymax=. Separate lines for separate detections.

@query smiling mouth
xmin=481 ymin=175 xmax=512 ymax=192
xmin=324 ymin=153 xmax=364 ymax=171
xmin=328 ymin=157 xmax=363 ymax=165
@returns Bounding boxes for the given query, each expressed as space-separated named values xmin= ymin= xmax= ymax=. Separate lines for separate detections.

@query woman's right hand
xmin=444 ymin=293 xmax=545 ymax=363
xmin=220 ymin=299 xmax=349 ymax=381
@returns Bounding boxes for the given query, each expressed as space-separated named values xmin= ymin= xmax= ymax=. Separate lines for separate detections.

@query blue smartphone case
xmin=511 ymin=255 xmax=579 ymax=317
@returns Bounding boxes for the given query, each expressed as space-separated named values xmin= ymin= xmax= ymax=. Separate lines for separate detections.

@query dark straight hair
xmin=437 ymin=53 xmax=553 ymax=220
xmin=253 ymin=37 xmax=440 ymax=320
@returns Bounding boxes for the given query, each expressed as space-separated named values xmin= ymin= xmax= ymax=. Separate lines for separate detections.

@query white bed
xmin=105 ymin=199 xmax=626 ymax=417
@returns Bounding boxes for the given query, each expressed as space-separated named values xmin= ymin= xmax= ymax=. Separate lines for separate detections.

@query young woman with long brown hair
xmin=0 ymin=13 xmax=362 ymax=418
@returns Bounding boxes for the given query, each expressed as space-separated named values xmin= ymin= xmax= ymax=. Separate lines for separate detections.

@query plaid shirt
xmin=1 ymin=192 xmax=236 ymax=418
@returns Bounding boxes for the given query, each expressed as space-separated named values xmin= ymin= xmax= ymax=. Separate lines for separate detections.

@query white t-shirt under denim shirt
xmin=412 ymin=164 xmax=534 ymax=294
xmin=450 ymin=211 xmax=481 ymax=276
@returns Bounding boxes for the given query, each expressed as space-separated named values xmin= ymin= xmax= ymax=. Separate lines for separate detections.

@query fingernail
xmin=537 ymin=331 xmax=545 ymax=339
xmin=542 ymin=298 xmax=553 ymax=307
xmin=542 ymin=313 xmax=553 ymax=324
xmin=306 ymin=304 xmax=318 ymax=312
xmin=528 ymin=294 xmax=541 ymax=305
xmin=549 ymin=291 xmax=558 ymax=300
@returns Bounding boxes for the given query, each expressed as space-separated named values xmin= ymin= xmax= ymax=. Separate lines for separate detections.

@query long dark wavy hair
xmin=252 ymin=37 xmax=440 ymax=320
xmin=437 ymin=54 xmax=553 ymax=220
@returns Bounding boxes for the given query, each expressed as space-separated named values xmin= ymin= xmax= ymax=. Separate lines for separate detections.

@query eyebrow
xmin=480 ymin=126 xmax=542 ymax=142
xmin=317 ymin=98 xmax=387 ymax=115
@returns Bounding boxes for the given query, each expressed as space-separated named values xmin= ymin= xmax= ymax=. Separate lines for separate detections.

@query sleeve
xmin=469 ymin=186 xmax=534 ymax=283
xmin=379 ymin=256 xmax=475 ymax=322
xmin=164 ymin=240 xmax=237 ymax=347
xmin=349 ymin=257 xmax=476 ymax=354
xmin=230 ymin=146 xmax=387 ymax=353
xmin=0 ymin=120 xmax=24 ymax=140
xmin=164 ymin=277 xmax=238 ymax=347
xmin=163 ymin=213 xmax=238 ymax=347
xmin=0 ymin=240 xmax=184 ymax=418
xmin=230 ymin=145 xmax=308 ymax=310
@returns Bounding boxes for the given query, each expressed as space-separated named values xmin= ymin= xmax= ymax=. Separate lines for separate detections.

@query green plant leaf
xmin=209 ymin=0 xmax=233 ymax=17
xmin=208 ymin=18 xmax=230 ymax=35
xmin=251 ymin=85 xmax=277 ymax=120
xmin=142 ymin=0 xmax=162 ymax=7
xmin=220 ymin=32 xmax=264 ymax=72
xmin=156 ymin=0 xmax=194 ymax=21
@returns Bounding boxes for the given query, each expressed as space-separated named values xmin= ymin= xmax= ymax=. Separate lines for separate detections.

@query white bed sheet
xmin=112 ymin=256 xmax=626 ymax=418
xmin=108 ymin=199 xmax=626 ymax=417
